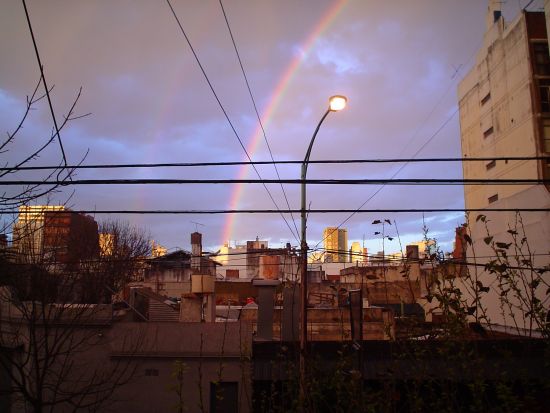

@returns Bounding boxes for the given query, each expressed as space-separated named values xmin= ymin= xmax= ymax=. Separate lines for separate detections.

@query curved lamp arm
xmin=302 ymin=108 xmax=331 ymax=172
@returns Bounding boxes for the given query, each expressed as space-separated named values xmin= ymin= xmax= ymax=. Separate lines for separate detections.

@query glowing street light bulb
xmin=328 ymin=95 xmax=347 ymax=111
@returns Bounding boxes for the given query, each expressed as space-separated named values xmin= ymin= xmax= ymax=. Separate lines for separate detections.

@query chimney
xmin=253 ymin=279 xmax=280 ymax=341
xmin=406 ymin=245 xmax=419 ymax=261
xmin=191 ymin=232 xmax=202 ymax=272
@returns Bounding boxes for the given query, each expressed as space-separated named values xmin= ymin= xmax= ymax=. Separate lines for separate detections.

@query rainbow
xmin=220 ymin=0 xmax=347 ymax=245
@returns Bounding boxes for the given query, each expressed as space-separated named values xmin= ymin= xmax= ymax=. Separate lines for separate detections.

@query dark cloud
xmin=1 ymin=0 xmax=538 ymax=252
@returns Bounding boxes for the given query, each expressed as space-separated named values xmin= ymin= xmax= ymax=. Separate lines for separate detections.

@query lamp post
xmin=300 ymin=95 xmax=347 ymax=401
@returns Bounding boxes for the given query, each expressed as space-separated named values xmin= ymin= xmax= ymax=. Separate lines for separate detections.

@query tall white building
xmin=457 ymin=2 xmax=550 ymax=328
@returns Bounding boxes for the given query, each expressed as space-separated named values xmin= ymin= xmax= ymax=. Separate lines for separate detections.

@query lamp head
xmin=329 ymin=95 xmax=347 ymax=111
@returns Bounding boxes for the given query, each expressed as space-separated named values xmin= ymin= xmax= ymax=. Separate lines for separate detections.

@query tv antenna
xmin=191 ymin=221 xmax=205 ymax=232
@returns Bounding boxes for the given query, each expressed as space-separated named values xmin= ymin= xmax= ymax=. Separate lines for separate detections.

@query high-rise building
xmin=13 ymin=205 xmax=66 ymax=259
xmin=323 ymin=227 xmax=348 ymax=263
xmin=457 ymin=2 xmax=550 ymax=326
xmin=13 ymin=205 xmax=99 ymax=264
xmin=349 ymin=241 xmax=367 ymax=264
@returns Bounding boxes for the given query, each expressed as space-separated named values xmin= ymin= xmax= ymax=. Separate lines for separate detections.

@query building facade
xmin=457 ymin=2 xmax=550 ymax=327
xmin=13 ymin=205 xmax=99 ymax=264
xmin=323 ymin=227 xmax=348 ymax=263
xmin=349 ymin=241 xmax=368 ymax=264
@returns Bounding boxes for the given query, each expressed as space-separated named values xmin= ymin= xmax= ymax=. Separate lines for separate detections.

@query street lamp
xmin=300 ymin=94 xmax=347 ymax=397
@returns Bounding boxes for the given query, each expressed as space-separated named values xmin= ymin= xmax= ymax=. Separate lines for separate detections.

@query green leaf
xmin=496 ymin=263 xmax=508 ymax=273
xmin=495 ymin=242 xmax=511 ymax=249
xmin=484 ymin=261 xmax=496 ymax=271
xmin=476 ymin=214 xmax=486 ymax=222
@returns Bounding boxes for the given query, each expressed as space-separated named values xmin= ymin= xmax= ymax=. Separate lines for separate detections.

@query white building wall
xmin=457 ymin=8 xmax=550 ymax=330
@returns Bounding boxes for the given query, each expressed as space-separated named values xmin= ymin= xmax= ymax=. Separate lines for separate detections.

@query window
xmin=483 ymin=126 xmax=494 ymax=138
xmin=543 ymin=120 xmax=550 ymax=152
xmin=486 ymin=160 xmax=496 ymax=170
xmin=488 ymin=194 xmax=498 ymax=204
xmin=210 ymin=382 xmax=238 ymax=413
xmin=226 ymin=269 xmax=239 ymax=279
xmin=539 ymin=79 xmax=550 ymax=113
xmin=481 ymin=92 xmax=491 ymax=105
xmin=533 ymin=42 xmax=550 ymax=75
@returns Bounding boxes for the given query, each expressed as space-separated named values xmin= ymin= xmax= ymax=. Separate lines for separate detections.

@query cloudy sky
xmin=0 ymin=0 xmax=543 ymax=255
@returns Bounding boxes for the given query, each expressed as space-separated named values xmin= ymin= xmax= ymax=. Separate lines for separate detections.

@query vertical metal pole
xmin=300 ymin=162 xmax=308 ymax=406
xmin=300 ymin=109 xmax=330 ymax=410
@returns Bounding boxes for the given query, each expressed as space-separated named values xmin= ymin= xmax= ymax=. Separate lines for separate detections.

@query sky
xmin=0 ymin=0 xmax=544 ymax=255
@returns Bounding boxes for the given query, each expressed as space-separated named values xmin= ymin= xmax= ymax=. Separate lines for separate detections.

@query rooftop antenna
xmin=190 ymin=221 xmax=205 ymax=232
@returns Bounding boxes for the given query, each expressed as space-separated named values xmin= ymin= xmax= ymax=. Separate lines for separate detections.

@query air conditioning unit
xmin=191 ymin=275 xmax=215 ymax=294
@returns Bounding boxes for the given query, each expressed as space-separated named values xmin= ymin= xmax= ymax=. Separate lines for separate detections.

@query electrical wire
xmin=21 ymin=0 xmax=68 ymax=172
xmin=2 ymin=178 xmax=548 ymax=185
xmin=1 ymin=208 xmax=548 ymax=215
xmin=314 ymin=107 xmax=460 ymax=252
xmin=218 ymin=0 xmax=299 ymax=240
xmin=3 ymin=156 xmax=548 ymax=171
xmin=311 ymin=25 xmax=494 ymax=252
xmin=5 ymin=247 xmax=548 ymax=273
xmin=313 ymin=36 xmax=550 ymax=251
xmin=164 ymin=0 xmax=299 ymax=243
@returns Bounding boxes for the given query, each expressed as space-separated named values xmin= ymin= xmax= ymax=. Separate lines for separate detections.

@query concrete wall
xmin=457 ymin=10 xmax=550 ymax=329
xmin=110 ymin=322 xmax=253 ymax=413
xmin=240 ymin=306 xmax=394 ymax=341
xmin=5 ymin=319 xmax=253 ymax=413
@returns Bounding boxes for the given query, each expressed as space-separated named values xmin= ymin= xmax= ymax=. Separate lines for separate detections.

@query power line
xmin=21 ymin=0 xmax=68 ymax=171
xmin=313 ymin=246 xmax=550 ymax=261
xmin=3 ymin=178 xmax=548 ymax=185
xmin=3 ymin=156 xmax=549 ymax=171
xmin=315 ymin=107 xmax=460 ymax=252
xmin=6 ymin=238 xmax=549 ymax=266
xmin=5 ymin=249 xmax=547 ymax=274
xmin=164 ymin=0 xmax=298 ymax=243
xmin=218 ymin=0 xmax=299 ymax=241
xmin=2 ymin=208 xmax=548 ymax=215
xmin=311 ymin=28 xmax=491 ymax=252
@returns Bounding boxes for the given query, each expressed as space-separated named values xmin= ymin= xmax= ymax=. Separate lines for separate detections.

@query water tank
xmin=259 ymin=255 xmax=280 ymax=280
